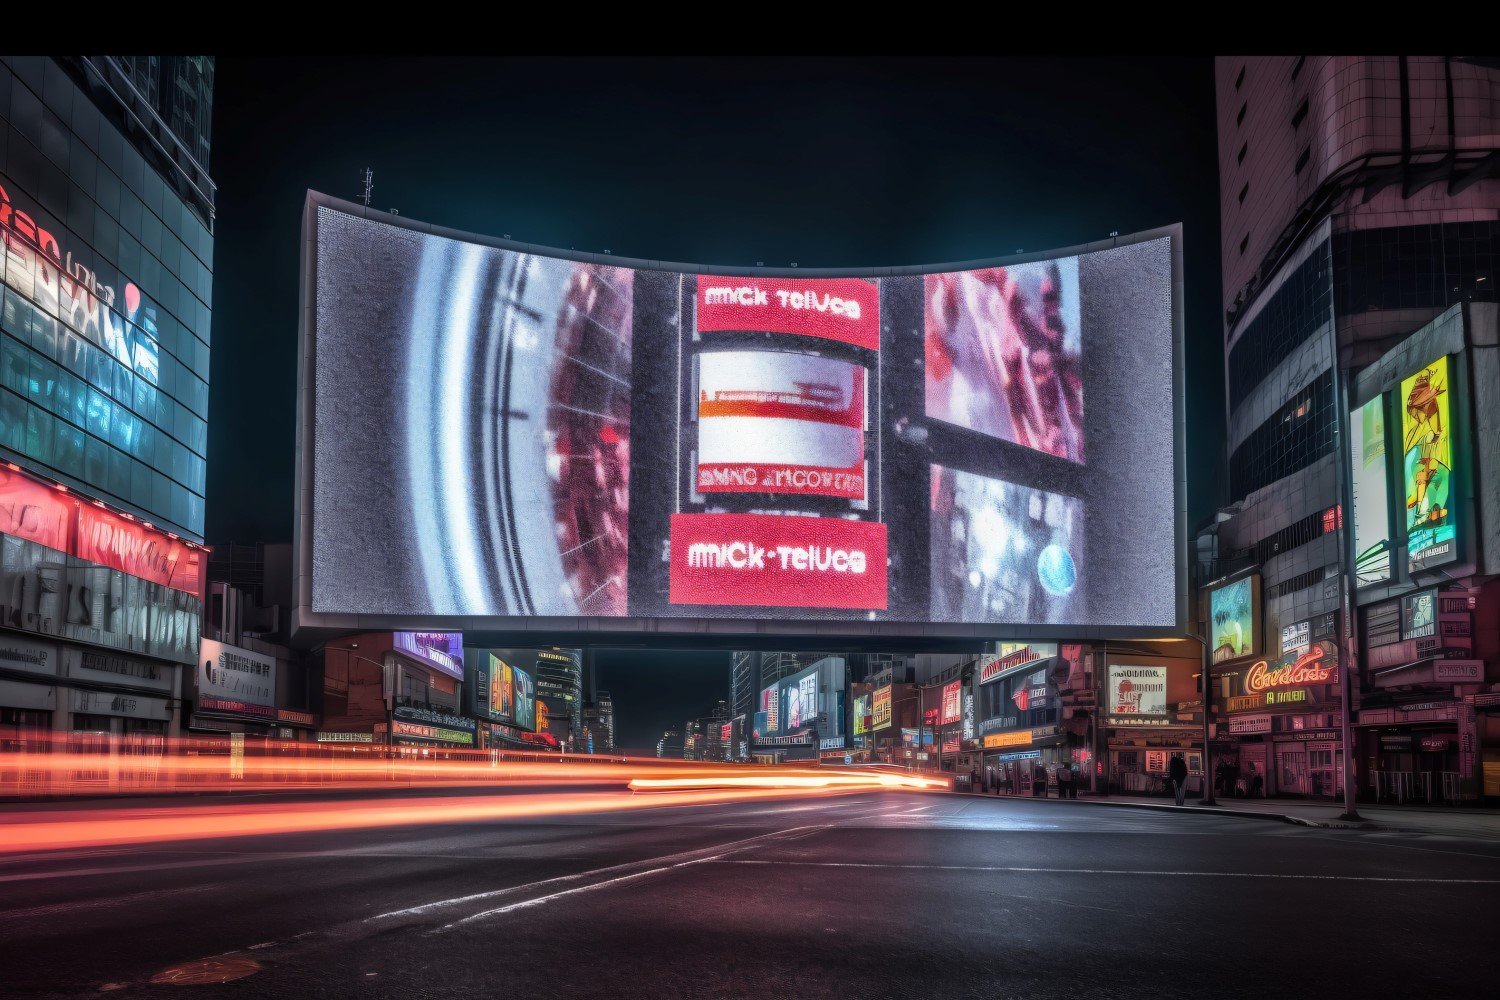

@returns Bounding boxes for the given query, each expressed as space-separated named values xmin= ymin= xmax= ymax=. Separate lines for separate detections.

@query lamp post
xmin=1181 ymin=631 xmax=1216 ymax=806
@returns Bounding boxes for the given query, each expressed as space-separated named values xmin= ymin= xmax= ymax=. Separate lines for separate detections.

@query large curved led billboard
xmin=296 ymin=192 xmax=1183 ymax=640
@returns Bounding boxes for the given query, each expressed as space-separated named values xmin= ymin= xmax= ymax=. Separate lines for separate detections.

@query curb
xmin=950 ymin=790 xmax=1384 ymax=830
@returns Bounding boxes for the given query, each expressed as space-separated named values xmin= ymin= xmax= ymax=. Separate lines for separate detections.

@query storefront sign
xmin=1280 ymin=730 xmax=1341 ymax=742
xmin=982 ymin=730 xmax=1032 ymax=750
xmin=753 ymin=730 xmax=814 ymax=747
xmin=819 ymin=736 xmax=846 ymax=750
xmin=1264 ymin=688 xmax=1309 ymax=707
xmin=277 ymin=709 xmax=317 ymax=727
xmin=872 ymin=685 xmax=892 ymax=730
xmin=394 ymin=705 xmax=476 ymax=733
xmin=962 ymin=692 xmax=974 ymax=739
xmin=197 ymin=638 xmax=276 ymax=720
xmin=1419 ymin=735 xmax=1455 ymax=752
xmin=940 ymin=680 xmax=962 ymax=725
xmin=63 ymin=648 xmax=170 ymax=692
xmin=1228 ymin=714 xmax=1272 ymax=735
xmin=1244 ymin=641 xmax=1337 ymax=694
xmin=996 ymin=750 xmax=1041 ymax=761
xmin=979 ymin=643 xmax=1059 ymax=684
xmin=70 ymin=688 xmax=169 ymax=721
xmin=1379 ymin=734 xmax=1412 ymax=751
xmin=1226 ymin=694 xmax=1263 ymax=713
xmin=1471 ymin=692 xmax=1500 ymax=709
xmin=316 ymin=731 xmax=373 ymax=743
xmin=981 ymin=715 xmax=1020 ymax=733
xmin=0 ymin=637 xmax=59 ymax=678
xmin=393 ymin=720 xmax=475 ymax=745
xmin=1433 ymin=660 xmax=1482 ymax=682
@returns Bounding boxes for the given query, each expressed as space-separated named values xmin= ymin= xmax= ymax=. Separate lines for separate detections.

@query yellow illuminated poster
xmin=1401 ymin=356 xmax=1456 ymax=571
xmin=873 ymin=686 xmax=892 ymax=730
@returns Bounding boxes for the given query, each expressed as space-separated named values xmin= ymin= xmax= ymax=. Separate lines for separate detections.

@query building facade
xmin=1210 ymin=56 xmax=1499 ymax=800
xmin=0 ymin=56 xmax=214 ymax=746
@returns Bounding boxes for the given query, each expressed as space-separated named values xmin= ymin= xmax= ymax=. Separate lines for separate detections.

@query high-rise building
xmin=656 ymin=729 xmax=682 ymax=758
xmin=588 ymin=690 xmax=615 ymax=753
xmin=534 ymin=648 xmax=583 ymax=748
xmin=1210 ymin=56 xmax=1499 ymax=799
xmin=729 ymin=651 xmax=758 ymax=722
xmin=0 ymin=56 xmax=215 ymax=741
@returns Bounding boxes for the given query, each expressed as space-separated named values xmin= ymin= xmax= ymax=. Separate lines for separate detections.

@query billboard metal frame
xmin=293 ymin=190 xmax=1186 ymax=650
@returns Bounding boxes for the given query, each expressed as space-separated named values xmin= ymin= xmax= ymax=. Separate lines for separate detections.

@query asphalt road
xmin=3 ymin=789 xmax=1500 ymax=999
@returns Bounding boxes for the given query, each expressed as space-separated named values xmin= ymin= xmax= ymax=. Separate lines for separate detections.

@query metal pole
xmin=1196 ymin=632 xmax=1216 ymax=806
xmin=1329 ymin=352 xmax=1364 ymax=821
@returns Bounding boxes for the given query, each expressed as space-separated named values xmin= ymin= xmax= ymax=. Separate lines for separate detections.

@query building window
xmin=1228 ymin=371 xmax=1336 ymax=499
xmin=1238 ymin=141 xmax=1247 ymax=165
xmin=1291 ymin=97 xmax=1309 ymax=128
xmin=1235 ymin=65 xmax=1246 ymax=91
xmin=1239 ymin=182 xmax=1249 ymax=205
xmin=1237 ymin=102 xmax=1247 ymax=126
xmin=1239 ymin=234 xmax=1250 ymax=256
xmin=1227 ymin=240 xmax=1332 ymax=410
xmin=1295 ymin=146 xmax=1311 ymax=174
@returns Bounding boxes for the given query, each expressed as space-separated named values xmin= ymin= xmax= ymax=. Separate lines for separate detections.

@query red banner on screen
xmin=669 ymin=513 xmax=887 ymax=610
xmin=0 ymin=468 xmax=75 ymax=552
xmin=696 ymin=462 xmax=865 ymax=499
xmin=696 ymin=278 xmax=879 ymax=351
xmin=76 ymin=504 xmax=203 ymax=596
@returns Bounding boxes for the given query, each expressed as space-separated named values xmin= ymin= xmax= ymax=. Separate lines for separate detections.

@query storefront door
xmin=1276 ymin=744 xmax=1310 ymax=796
xmin=1306 ymin=744 xmax=1343 ymax=799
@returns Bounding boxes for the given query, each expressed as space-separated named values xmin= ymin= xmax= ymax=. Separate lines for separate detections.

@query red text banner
xmin=76 ymin=504 xmax=203 ymax=596
xmin=696 ymin=277 xmax=880 ymax=351
xmin=669 ymin=513 xmax=887 ymax=610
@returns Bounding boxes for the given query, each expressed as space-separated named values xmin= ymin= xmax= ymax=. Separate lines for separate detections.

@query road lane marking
xmin=439 ymin=826 xmax=830 ymax=930
xmin=374 ymin=825 xmax=830 ymax=922
xmin=713 ymin=860 xmax=1500 ymax=883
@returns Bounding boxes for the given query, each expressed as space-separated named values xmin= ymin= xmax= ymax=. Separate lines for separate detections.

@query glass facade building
xmin=0 ymin=56 xmax=213 ymax=541
xmin=0 ymin=56 xmax=214 ymax=741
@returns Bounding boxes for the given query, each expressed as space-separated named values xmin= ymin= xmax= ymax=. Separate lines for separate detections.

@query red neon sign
xmin=1245 ymin=642 xmax=1337 ymax=694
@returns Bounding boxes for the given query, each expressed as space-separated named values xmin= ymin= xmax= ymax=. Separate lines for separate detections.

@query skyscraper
xmin=1210 ymin=56 xmax=1499 ymax=798
xmin=0 ymin=57 xmax=215 ymax=740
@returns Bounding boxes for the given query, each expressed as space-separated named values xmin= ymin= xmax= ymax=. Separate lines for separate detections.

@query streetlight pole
xmin=1182 ymin=632 xmax=1216 ymax=806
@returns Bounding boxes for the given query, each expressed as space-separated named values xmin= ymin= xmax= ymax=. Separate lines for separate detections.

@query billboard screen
xmin=1350 ymin=396 xmax=1392 ymax=586
xmin=1208 ymin=575 xmax=1260 ymax=665
xmin=781 ymin=665 xmax=819 ymax=732
xmin=940 ymin=680 xmax=962 ymax=726
xmin=466 ymin=650 xmax=535 ymax=727
xmin=1106 ymin=664 xmax=1167 ymax=725
xmin=197 ymin=639 xmax=276 ymax=720
xmin=1400 ymin=357 xmax=1457 ymax=573
xmin=392 ymin=632 xmax=464 ymax=681
xmin=300 ymin=194 xmax=1181 ymax=638
xmin=853 ymin=694 xmax=869 ymax=736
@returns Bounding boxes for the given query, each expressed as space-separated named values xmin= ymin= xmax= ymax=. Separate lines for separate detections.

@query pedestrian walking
xmin=1058 ymin=763 xmax=1075 ymax=799
xmin=1168 ymin=752 xmax=1189 ymax=806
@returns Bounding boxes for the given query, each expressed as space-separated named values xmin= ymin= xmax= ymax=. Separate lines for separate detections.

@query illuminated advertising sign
xmin=1400 ymin=589 xmax=1437 ymax=640
xmin=962 ymin=691 xmax=974 ymax=739
xmin=467 ymin=650 xmax=534 ymax=726
xmin=196 ymin=638 xmax=276 ymax=720
xmin=782 ymin=665 xmax=819 ymax=731
xmin=1241 ymin=640 xmax=1338 ymax=695
xmin=393 ymin=632 xmax=465 ymax=681
xmin=761 ymin=683 xmax=780 ymax=734
xmin=697 ymin=351 xmax=866 ymax=501
xmin=1107 ymin=665 xmax=1167 ymax=724
xmin=535 ymin=699 xmax=549 ymax=734
xmin=392 ymin=706 xmax=477 ymax=745
xmin=1208 ymin=575 xmax=1260 ymax=665
xmin=982 ymin=730 xmax=1033 ymax=750
xmin=979 ymin=643 xmax=1060 ymax=684
xmin=0 ymin=466 xmax=204 ymax=596
xmin=1401 ymin=357 xmax=1457 ymax=572
xmin=873 ymin=685 xmax=892 ymax=730
xmin=853 ymin=694 xmax=869 ymax=736
xmin=940 ymin=680 xmax=962 ymax=726
xmin=1350 ymin=396 xmax=1393 ymax=586
xmin=696 ymin=276 xmax=880 ymax=351
xmin=302 ymin=195 xmax=1181 ymax=637
xmin=668 ymin=513 xmax=888 ymax=610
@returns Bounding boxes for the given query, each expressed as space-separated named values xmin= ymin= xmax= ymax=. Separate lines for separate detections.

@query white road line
xmin=374 ymin=825 xmax=829 ymax=922
xmin=713 ymin=859 xmax=1500 ymax=884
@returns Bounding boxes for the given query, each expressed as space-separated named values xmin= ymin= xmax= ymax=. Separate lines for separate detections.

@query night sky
xmin=207 ymin=57 xmax=1222 ymax=744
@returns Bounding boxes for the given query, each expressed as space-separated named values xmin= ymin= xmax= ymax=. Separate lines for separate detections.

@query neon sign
xmin=1244 ymin=641 xmax=1337 ymax=694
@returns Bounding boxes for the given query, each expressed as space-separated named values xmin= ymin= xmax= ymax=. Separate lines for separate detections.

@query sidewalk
xmin=965 ymin=789 xmax=1500 ymax=839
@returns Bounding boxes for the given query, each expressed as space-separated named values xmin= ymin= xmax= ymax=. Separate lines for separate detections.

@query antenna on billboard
xmin=360 ymin=168 xmax=374 ymax=208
